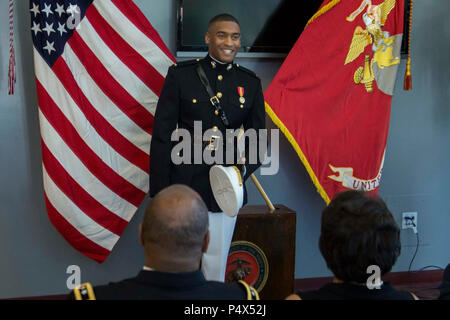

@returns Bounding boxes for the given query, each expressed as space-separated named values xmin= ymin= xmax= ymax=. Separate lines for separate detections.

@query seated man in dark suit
xmin=286 ymin=190 xmax=418 ymax=300
xmin=69 ymin=184 xmax=258 ymax=300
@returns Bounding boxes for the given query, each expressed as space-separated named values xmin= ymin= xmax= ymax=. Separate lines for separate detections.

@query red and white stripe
xmin=33 ymin=0 xmax=175 ymax=262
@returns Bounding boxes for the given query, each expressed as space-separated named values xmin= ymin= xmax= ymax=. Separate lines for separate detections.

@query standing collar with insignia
xmin=205 ymin=55 xmax=233 ymax=71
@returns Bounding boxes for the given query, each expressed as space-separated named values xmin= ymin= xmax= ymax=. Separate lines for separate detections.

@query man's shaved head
xmin=141 ymin=185 xmax=209 ymax=256
xmin=208 ymin=13 xmax=240 ymax=30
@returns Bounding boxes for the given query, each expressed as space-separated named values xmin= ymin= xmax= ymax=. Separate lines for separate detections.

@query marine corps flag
xmin=265 ymin=0 xmax=404 ymax=204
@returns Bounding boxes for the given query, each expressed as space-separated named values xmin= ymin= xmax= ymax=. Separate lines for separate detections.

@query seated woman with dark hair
xmin=287 ymin=190 xmax=418 ymax=300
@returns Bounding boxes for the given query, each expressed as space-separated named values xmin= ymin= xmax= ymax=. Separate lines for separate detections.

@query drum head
xmin=209 ymin=165 xmax=244 ymax=217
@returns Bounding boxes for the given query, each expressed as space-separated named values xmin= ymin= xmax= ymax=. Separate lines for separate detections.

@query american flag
xmin=30 ymin=0 xmax=175 ymax=263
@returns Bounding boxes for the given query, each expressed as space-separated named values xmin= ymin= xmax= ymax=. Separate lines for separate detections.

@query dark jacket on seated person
xmin=296 ymin=282 xmax=415 ymax=300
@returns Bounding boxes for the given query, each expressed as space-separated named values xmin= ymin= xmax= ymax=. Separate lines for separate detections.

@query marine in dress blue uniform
xmin=149 ymin=15 xmax=265 ymax=282
xmin=149 ymin=55 xmax=265 ymax=210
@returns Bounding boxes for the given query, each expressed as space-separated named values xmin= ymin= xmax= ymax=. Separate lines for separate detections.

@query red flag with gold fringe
xmin=264 ymin=0 xmax=405 ymax=204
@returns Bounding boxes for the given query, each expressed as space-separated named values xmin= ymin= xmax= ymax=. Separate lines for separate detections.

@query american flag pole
xmin=8 ymin=0 xmax=16 ymax=95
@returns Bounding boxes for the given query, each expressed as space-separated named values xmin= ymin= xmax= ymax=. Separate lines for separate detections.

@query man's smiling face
xmin=205 ymin=20 xmax=241 ymax=63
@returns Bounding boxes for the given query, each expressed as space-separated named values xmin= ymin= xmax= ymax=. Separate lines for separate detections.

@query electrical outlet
xmin=402 ymin=212 xmax=418 ymax=232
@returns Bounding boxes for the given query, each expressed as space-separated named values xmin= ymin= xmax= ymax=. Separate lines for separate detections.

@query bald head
xmin=141 ymin=185 xmax=209 ymax=256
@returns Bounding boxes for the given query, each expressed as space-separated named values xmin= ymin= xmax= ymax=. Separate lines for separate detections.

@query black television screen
xmin=176 ymin=0 xmax=323 ymax=56
xmin=176 ymin=0 xmax=410 ymax=57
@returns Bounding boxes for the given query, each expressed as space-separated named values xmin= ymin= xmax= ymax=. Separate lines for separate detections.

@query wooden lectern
xmin=226 ymin=204 xmax=297 ymax=300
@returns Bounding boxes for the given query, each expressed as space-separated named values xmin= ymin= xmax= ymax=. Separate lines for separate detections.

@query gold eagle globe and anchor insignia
xmin=345 ymin=0 xmax=400 ymax=93
xmin=225 ymin=241 xmax=269 ymax=292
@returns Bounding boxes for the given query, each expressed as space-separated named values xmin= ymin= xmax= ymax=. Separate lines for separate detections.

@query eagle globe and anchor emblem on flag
xmin=345 ymin=0 xmax=401 ymax=95
xmin=225 ymin=241 xmax=269 ymax=292
xmin=327 ymin=0 xmax=402 ymax=194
